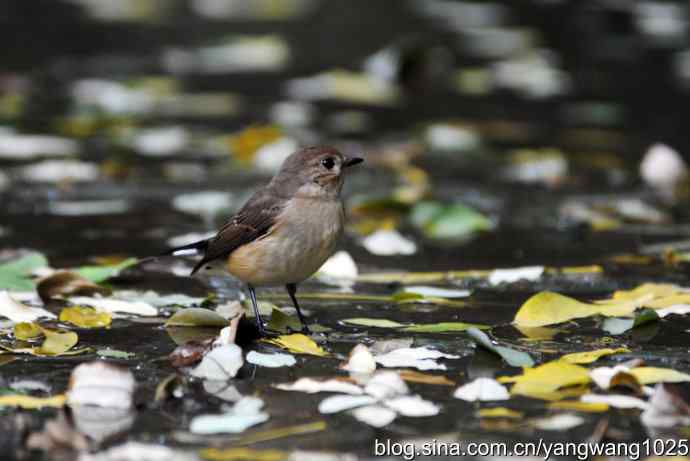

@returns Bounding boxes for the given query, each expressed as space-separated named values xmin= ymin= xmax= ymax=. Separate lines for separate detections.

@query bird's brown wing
xmin=191 ymin=191 xmax=286 ymax=274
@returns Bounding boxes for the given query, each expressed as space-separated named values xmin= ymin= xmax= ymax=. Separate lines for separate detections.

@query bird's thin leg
xmin=286 ymin=283 xmax=310 ymax=333
xmin=247 ymin=284 xmax=266 ymax=335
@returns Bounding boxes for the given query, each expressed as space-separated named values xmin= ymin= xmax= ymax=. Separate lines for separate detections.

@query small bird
xmin=167 ymin=146 xmax=363 ymax=335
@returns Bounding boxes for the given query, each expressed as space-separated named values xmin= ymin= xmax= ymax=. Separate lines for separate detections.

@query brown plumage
xmin=167 ymin=145 xmax=363 ymax=335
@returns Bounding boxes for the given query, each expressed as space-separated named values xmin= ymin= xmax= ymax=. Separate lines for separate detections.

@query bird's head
xmin=274 ymin=146 xmax=363 ymax=198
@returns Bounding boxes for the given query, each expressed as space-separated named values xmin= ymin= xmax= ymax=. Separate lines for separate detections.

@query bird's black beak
xmin=343 ymin=157 xmax=364 ymax=168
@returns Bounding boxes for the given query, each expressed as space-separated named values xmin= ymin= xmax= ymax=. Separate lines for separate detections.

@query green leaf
xmin=0 ymin=253 xmax=48 ymax=290
xmin=36 ymin=328 xmax=78 ymax=356
xmin=97 ymin=348 xmax=134 ymax=359
xmin=75 ymin=258 xmax=137 ymax=283
xmin=411 ymin=202 xmax=492 ymax=240
xmin=267 ymin=307 xmax=302 ymax=333
xmin=165 ymin=308 xmax=229 ymax=327
xmin=59 ymin=306 xmax=112 ymax=328
xmin=467 ymin=327 xmax=534 ymax=367
xmin=602 ymin=308 xmax=659 ymax=335
xmin=403 ymin=322 xmax=489 ymax=333
xmin=342 ymin=318 xmax=406 ymax=328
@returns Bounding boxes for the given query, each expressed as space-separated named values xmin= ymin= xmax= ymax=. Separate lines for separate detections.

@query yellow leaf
xmin=548 ymin=401 xmax=609 ymax=412
xmin=498 ymin=361 xmax=591 ymax=399
xmin=0 ymin=394 xmax=65 ymax=409
xmin=514 ymin=291 xmax=639 ymax=327
xmin=559 ymin=347 xmax=629 ymax=364
xmin=14 ymin=322 xmax=43 ymax=340
xmin=36 ymin=328 xmax=78 ymax=356
xmin=514 ymin=325 xmax=560 ymax=340
xmin=59 ymin=306 xmax=112 ymax=328
xmin=262 ymin=334 xmax=328 ymax=357
xmin=199 ymin=448 xmax=286 ymax=461
xmin=477 ymin=407 xmax=523 ymax=419
xmin=629 ymin=367 xmax=690 ymax=385
xmin=609 ymin=283 xmax=679 ymax=301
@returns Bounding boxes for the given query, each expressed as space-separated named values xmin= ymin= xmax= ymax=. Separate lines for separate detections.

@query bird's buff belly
xmin=226 ymin=200 xmax=343 ymax=286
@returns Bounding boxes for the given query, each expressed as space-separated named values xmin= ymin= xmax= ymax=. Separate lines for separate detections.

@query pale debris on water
xmin=383 ymin=395 xmax=440 ymax=417
xmin=275 ymin=377 xmax=363 ymax=395
xmin=132 ymin=126 xmax=189 ymax=157
xmin=363 ymin=371 xmax=409 ymax=400
xmin=374 ymin=346 xmax=460 ymax=371
xmin=246 ymin=350 xmax=296 ymax=368
xmin=21 ymin=160 xmax=99 ymax=183
xmin=531 ymin=413 xmax=584 ymax=431
xmin=488 ymin=266 xmax=544 ymax=285
xmin=453 ymin=377 xmax=510 ymax=402
xmin=580 ymin=393 xmax=649 ymax=410
xmin=67 ymin=362 xmax=135 ymax=409
xmin=252 ymin=137 xmax=299 ymax=173
xmin=318 ymin=395 xmax=377 ymax=414
xmin=341 ymin=344 xmax=377 ymax=374
xmin=641 ymin=383 xmax=690 ymax=428
xmin=0 ymin=133 xmax=78 ymax=160
xmin=78 ymin=441 xmax=197 ymax=461
xmin=361 ymin=229 xmax=417 ymax=256
xmin=351 ymin=405 xmax=397 ymax=428
xmin=402 ymin=286 xmax=470 ymax=298
xmin=190 ymin=396 xmax=269 ymax=434
xmin=190 ymin=344 xmax=244 ymax=380
xmin=0 ymin=290 xmax=56 ymax=323
xmin=316 ymin=251 xmax=358 ymax=287
xmin=640 ymin=143 xmax=687 ymax=190
xmin=69 ymin=296 xmax=158 ymax=317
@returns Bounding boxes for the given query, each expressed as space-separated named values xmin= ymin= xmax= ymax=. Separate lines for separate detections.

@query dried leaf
xmin=37 ymin=328 xmax=78 ymax=356
xmin=0 ymin=394 xmax=66 ymax=409
xmin=398 ymin=370 xmax=455 ymax=386
xmin=14 ymin=322 xmax=42 ymax=340
xmin=498 ymin=361 xmax=591 ymax=400
xmin=37 ymin=271 xmax=109 ymax=303
xmin=169 ymin=339 xmax=213 ymax=368
xmin=559 ymin=347 xmax=629 ymax=364
xmin=59 ymin=306 xmax=112 ymax=328
xmin=514 ymin=291 xmax=640 ymax=327
xmin=467 ymin=328 xmax=534 ymax=367
xmin=630 ymin=367 xmax=690 ymax=385
xmin=477 ymin=407 xmax=523 ymax=419
xmin=262 ymin=334 xmax=328 ymax=357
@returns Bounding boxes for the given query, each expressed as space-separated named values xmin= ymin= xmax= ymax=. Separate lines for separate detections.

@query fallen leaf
xmin=74 ymin=258 xmax=137 ymax=283
xmin=199 ymin=448 xmax=286 ymax=461
xmin=190 ymin=344 xmax=244 ymax=380
xmin=165 ymin=308 xmax=229 ymax=327
xmin=350 ymin=405 xmax=397 ymax=427
xmin=246 ymin=351 xmax=296 ymax=368
xmin=453 ymin=378 xmax=509 ymax=402
xmin=403 ymin=322 xmax=489 ymax=333
xmin=498 ymin=361 xmax=591 ymax=399
xmin=190 ymin=397 xmax=269 ymax=434
xmin=514 ymin=291 xmax=640 ymax=327
xmin=0 ymin=253 xmax=48 ymax=291
xmin=316 ymin=251 xmax=358 ymax=287
xmin=14 ymin=322 xmax=42 ymax=340
xmin=97 ymin=348 xmax=134 ymax=359
xmin=169 ymin=339 xmax=213 ymax=368
xmin=37 ymin=328 xmax=79 ymax=356
xmin=467 ymin=328 xmax=534 ymax=367
xmin=589 ymin=365 xmax=640 ymax=391
xmin=477 ymin=407 xmax=523 ymax=419
xmin=548 ymin=401 xmax=609 ymax=412
xmin=401 ymin=286 xmax=470 ymax=298
xmin=398 ymin=370 xmax=455 ymax=386
xmin=374 ymin=346 xmax=460 ymax=371
xmin=262 ymin=334 xmax=328 ymax=357
xmin=67 ymin=361 xmax=135 ymax=408
xmin=231 ymin=421 xmax=326 ymax=446
xmin=0 ymin=290 xmax=55 ymax=323
xmin=630 ymin=367 xmax=690 ymax=385
xmin=411 ymin=202 xmax=492 ymax=240
xmin=0 ymin=394 xmax=65 ymax=409
xmin=59 ymin=306 xmax=112 ymax=328
xmin=266 ymin=307 xmax=302 ymax=333
xmin=37 ymin=271 xmax=109 ymax=303
xmin=641 ymin=383 xmax=690 ymax=428
xmin=340 ymin=344 xmax=376 ymax=374
xmin=559 ymin=347 xmax=629 ymax=364
xmin=343 ymin=318 xmax=406 ymax=328
xmin=275 ymin=378 xmax=362 ymax=395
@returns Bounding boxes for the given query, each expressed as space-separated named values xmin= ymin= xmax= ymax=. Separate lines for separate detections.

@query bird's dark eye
xmin=321 ymin=157 xmax=335 ymax=170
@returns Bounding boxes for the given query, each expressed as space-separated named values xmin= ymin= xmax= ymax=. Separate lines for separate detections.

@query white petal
xmin=0 ymin=291 xmax=55 ymax=323
xmin=316 ymin=251 xmax=358 ymax=287
xmin=403 ymin=286 xmax=471 ymax=298
xmin=318 ymin=395 xmax=376 ymax=414
xmin=275 ymin=378 xmax=363 ymax=395
xmin=453 ymin=378 xmax=509 ymax=402
xmin=531 ymin=413 xmax=584 ymax=431
xmin=488 ymin=266 xmax=544 ymax=285
xmin=67 ymin=362 xmax=135 ymax=409
xmin=364 ymin=371 xmax=408 ymax=400
xmin=375 ymin=347 xmax=459 ymax=371
xmin=589 ymin=365 xmax=632 ymax=390
xmin=581 ymin=393 xmax=649 ymax=410
xmin=361 ymin=230 xmax=417 ymax=256
xmin=69 ymin=296 xmax=157 ymax=317
xmin=190 ymin=397 xmax=268 ymax=434
xmin=383 ymin=395 xmax=440 ymax=417
xmin=341 ymin=344 xmax=376 ymax=374
xmin=351 ymin=405 xmax=397 ymax=427
xmin=657 ymin=304 xmax=690 ymax=318
xmin=190 ymin=344 xmax=244 ymax=380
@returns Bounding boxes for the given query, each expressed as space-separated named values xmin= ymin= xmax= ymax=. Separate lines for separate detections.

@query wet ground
xmin=3 ymin=1 xmax=690 ymax=460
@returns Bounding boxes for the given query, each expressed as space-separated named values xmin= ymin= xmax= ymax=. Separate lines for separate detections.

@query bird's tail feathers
xmin=162 ymin=239 xmax=210 ymax=257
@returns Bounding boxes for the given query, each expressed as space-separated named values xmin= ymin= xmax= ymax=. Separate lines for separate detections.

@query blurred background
xmin=2 ymin=0 xmax=690 ymax=272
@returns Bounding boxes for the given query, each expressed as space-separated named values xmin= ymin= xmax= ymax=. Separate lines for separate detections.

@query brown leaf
xmin=37 ymin=271 xmax=110 ymax=303
xmin=398 ymin=370 xmax=455 ymax=386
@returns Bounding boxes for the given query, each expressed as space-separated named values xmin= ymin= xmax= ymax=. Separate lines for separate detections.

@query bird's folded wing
xmin=192 ymin=192 xmax=285 ymax=274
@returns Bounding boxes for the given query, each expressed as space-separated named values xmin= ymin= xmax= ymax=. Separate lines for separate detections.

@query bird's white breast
xmin=226 ymin=197 xmax=344 ymax=285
